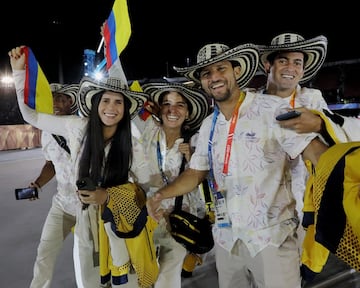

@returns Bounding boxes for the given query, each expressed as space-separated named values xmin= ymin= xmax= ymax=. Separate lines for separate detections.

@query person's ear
xmin=234 ymin=66 xmax=242 ymax=79
xmin=264 ymin=62 xmax=271 ymax=74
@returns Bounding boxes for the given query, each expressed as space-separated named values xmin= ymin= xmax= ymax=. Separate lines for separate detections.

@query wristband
xmin=34 ymin=181 xmax=41 ymax=189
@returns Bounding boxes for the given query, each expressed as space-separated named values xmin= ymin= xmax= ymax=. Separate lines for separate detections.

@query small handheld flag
xmin=131 ymin=81 xmax=151 ymax=121
xmin=23 ymin=47 xmax=53 ymax=114
xmin=103 ymin=0 xmax=131 ymax=71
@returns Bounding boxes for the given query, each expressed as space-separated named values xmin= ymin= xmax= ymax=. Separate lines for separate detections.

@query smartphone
xmin=76 ymin=177 xmax=96 ymax=191
xmin=276 ymin=110 xmax=301 ymax=121
xmin=76 ymin=177 xmax=96 ymax=210
xmin=15 ymin=187 xmax=38 ymax=200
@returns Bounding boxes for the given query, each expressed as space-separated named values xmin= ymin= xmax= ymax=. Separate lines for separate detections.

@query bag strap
xmin=173 ymin=158 xmax=213 ymax=210
xmin=174 ymin=133 xmax=213 ymax=211
xmin=202 ymin=178 xmax=212 ymax=203
xmin=52 ymin=134 xmax=71 ymax=155
xmin=174 ymin=155 xmax=186 ymax=211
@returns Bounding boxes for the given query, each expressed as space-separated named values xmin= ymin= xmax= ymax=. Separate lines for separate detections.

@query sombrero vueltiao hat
xmin=258 ymin=33 xmax=328 ymax=83
xmin=142 ymin=82 xmax=210 ymax=132
xmin=173 ymin=43 xmax=259 ymax=88
xmin=77 ymin=77 xmax=148 ymax=118
xmin=50 ymin=83 xmax=79 ymax=114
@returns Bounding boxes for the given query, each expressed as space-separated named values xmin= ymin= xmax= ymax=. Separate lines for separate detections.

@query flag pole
xmin=97 ymin=37 xmax=104 ymax=53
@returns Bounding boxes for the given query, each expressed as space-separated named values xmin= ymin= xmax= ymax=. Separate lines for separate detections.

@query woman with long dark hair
xmin=9 ymin=46 xmax=158 ymax=288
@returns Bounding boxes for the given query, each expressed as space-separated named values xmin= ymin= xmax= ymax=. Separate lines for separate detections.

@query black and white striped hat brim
xmin=173 ymin=43 xmax=259 ymax=89
xmin=77 ymin=77 xmax=148 ymax=118
xmin=142 ymin=82 xmax=210 ymax=132
xmin=50 ymin=83 xmax=79 ymax=114
xmin=258 ymin=33 xmax=328 ymax=83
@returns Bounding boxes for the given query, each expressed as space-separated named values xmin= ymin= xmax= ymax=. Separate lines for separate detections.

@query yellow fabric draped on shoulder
xmin=301 ymin=142 xmax=360 ymax=281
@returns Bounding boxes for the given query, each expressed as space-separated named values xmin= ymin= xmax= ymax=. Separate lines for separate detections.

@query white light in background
xmin=1 ymin=75 xmax=14 ymax=87
xmin=93 ymin=71 xmax=104 ymax=80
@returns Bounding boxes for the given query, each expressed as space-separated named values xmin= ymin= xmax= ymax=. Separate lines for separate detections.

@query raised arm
xmin=8 ymin=46 xmax=78 ymax=137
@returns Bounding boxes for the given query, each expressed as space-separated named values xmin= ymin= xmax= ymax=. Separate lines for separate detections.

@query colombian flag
xmin=130 ymin=81 xmax=151 ymax=121
xmin=103 ymin=0 xmax=131 ymax=71
xmin=23 ymin=47 xmax=53 ymax=114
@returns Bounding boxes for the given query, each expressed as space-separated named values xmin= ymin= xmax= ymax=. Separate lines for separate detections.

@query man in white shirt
xmin=147 ymin=42 xmax=328 ymax=288
xmin=29 ymin=83 xmax=79 ymax=288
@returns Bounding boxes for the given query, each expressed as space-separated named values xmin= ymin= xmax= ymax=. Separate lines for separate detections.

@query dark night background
xmin=0 ymin=3 xmax=359 ymax=284
xmin=1 ymin=1 xmax=359 ymax=83
xmin=0 ymin=1 xmax=359 ymax=124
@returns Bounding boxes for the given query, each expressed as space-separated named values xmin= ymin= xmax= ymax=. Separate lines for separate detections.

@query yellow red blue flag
xmin=23 ymin=46 xmax=53 ymax=114
xmin=131 ymin=81 xmax=151 ymax=121
xmin=103 ymin=0 xmax=131 ymax=70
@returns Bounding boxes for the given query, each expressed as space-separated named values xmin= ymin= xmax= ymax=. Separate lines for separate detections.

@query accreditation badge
xmin=214 ymin=190 xmax=231 ymax=228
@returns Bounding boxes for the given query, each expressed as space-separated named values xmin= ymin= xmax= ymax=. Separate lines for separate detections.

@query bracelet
xmin=34 ymin=181 xmax=41 ymax=189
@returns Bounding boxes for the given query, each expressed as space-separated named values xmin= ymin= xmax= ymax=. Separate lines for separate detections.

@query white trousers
xmin=30 ymin=201 xmax=76 ymax=288
xmin=215 ymin=234 xmax=301 ymax=288
xmin=153 ymin=220 xmax=187 ymax=288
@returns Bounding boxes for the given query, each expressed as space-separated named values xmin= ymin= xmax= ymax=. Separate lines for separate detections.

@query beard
xmin=209 ymin=88 xmax=231 ymax=103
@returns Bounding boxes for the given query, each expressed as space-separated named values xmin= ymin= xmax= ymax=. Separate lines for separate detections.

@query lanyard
xmin=289 ymin=89 xmax=296 ymax=108
xmin=207 ymin=92 xmax=245 ymax=191
xmin=156 ymin=132 xmax=169 ymax=184
xmin=156 ymin=131 xmax=187 ymax=185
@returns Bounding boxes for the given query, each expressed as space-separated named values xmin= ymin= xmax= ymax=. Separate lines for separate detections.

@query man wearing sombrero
xmin=28 ymin=83 xmax=79 ymax=288
xmin=257 ymin=33 xmax=344 ymax=250
xmin=258 ymin=33 xmax=360 ymax=140
xmin=257 ymin=33 xmax=360 ymax=282
xmin=258 ymin=33 xmax=347 ymax=135
xmin=146 ymin=42 xmax=330 ymax=287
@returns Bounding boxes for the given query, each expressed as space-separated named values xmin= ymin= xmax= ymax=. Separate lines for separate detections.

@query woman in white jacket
xmin=9 ymin=46 xmax=158 ymax=288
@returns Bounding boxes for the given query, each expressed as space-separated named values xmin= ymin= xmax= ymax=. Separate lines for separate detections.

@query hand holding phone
xmin=15 ymin=187 xmax=38 ymax=200
xmin=76 ymin=177 xmax=96 ymax=191
xmin=76 ymin=177 xmax=96 ymax=210
xmin=276 ymin=110 xmax=301 ymax=121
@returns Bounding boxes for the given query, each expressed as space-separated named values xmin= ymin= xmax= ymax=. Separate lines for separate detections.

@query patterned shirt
xmin=190 ymin=91 xmax=319 ymax=257
xmin=258 ymin=85 xmax=335 ymax=221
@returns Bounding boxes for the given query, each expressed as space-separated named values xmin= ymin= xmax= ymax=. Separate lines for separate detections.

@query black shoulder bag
xmin=168 ymin=157 xmax=214 ymax=254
